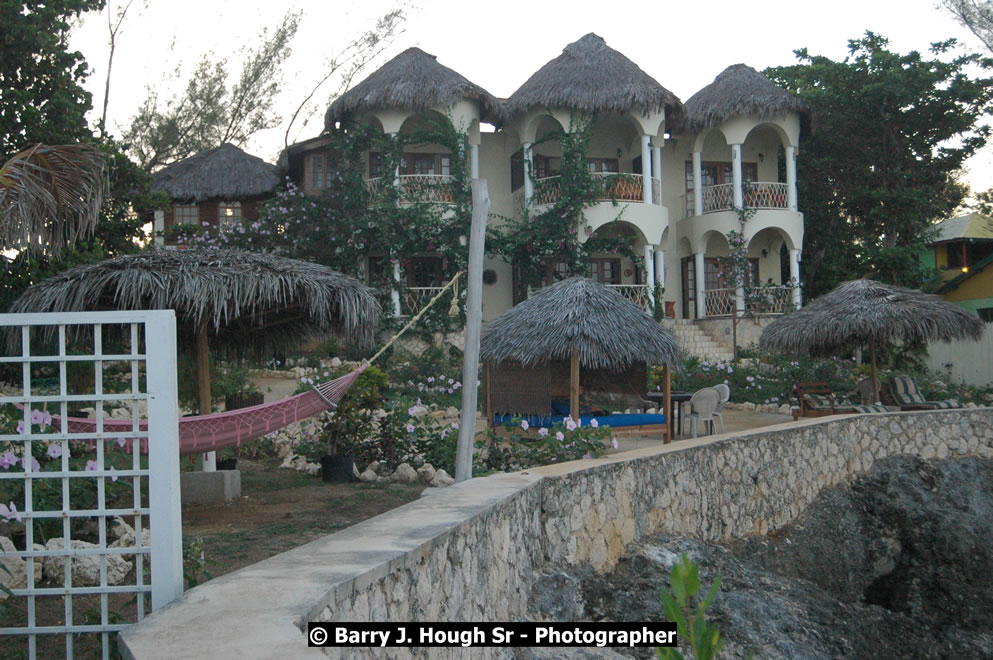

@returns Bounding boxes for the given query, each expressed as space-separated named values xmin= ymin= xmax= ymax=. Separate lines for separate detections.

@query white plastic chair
xmin=713 ymin=383 xmax=730 ymax=433
xmin=688 ymin=387 xmax=720 ymax=438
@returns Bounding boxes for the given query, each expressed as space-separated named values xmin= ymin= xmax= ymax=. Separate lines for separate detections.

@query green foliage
xmin=487 ymin=112 xmax=641 ymax=299
xmin=182 ymin=537 xmax=215 ymax=590
xmin=213 ymin=362 xmax=263 ymax=400
xmin=477 ymin=416 xmax=614 ymax=471
xmin=765 ymin=33 xmax=993 ymax=296
xmin=657 ymin=553 xmax=723 ymax=660
xmin=0 ymin=0 xmax=102 ymax=158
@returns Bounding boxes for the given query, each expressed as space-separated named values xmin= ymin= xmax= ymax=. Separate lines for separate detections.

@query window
xmin=534 ymin=155 xmax=561 ymax=179
xmin=543 ymin=259 xmax=570 ymax=286
xmin=368 ymin=256 xmax=389 ymax=283
xmin=978 ymin=308 xmax=993 ymax=323
xmin=510 ymin=150 xmax=524 ymax=191
xmin=408 ymin=256 xmax=443 ymax=287
xmin=588 ymin=158 xmax=619 ymax=173
xmin=590 ymin=258 xmax=621 ymax=284
xmin=311 ymin=154 xmax=327 ymax=189
xmin=218 ymin=202 xmax=241 ymax=225
xmin=944 ymin=241 xmax=993 ymax=270
xmin=173 ymin=204 xmax=198 ymax=225
xmin=684 ymin=161 xmax=758 ymax=192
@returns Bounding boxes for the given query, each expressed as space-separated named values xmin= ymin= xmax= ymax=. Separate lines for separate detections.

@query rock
xmin=358 ymin=469 xmax=379 ymax=483
xmin=408 ymin=405 xmax=429 ymax=418
xmin=444 ymin=407 xmax=459 ymax=418
xmin=392 ymin=463 xmax=418 ymax=484
xmin=429 ymin=469 xmax=455 ymax=488
xmin=352 ymin=463 xmax=361 ymax=478
xmin=1 ymin=536 xmax=41 ymax=596
xmin=366 ymin=461 xmax=382 ymax=475
xmin=43 ymin=538 xmax=131 ymax=586
xmin=779 ymin=404 xmax=792 ymax=416
xmin=742 ymin=402 xmax=756 ymax=411
xmin=279 ymin=453 xmax=298 ymax=469
xmin=330 ymin=357 xmax=342 ymax=368
xmin=416 ymin=464 xmax=436 ymax=484
xmin=304 ymin=462 xmax=320 ymax=477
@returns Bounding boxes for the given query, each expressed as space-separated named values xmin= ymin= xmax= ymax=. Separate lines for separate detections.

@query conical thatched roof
xmin=151 ymin=144 xmax=280 ymax=203
xmin=504 ymin=33 xmax=683 ymax=121
xmin=480 ymin=277 xmax=679 ymax=370
xmin=683 ymin=64 xmax=807 ymax=133
xmin=9 ymin=248 xmax=380 ymax=349
xmin=325 ymin=47 xmax=501 ymax=126
xmin=759 ymin=279 xmax=984 ymax=353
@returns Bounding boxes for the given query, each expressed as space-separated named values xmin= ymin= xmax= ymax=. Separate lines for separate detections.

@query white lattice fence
xmin=0 ymin=311 xmax=182 ymax=659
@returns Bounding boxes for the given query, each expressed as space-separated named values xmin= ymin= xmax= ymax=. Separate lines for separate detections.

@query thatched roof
xmin=759 ymin=279 xmax=984 ymax=353
xmin=480 ymin=277 xmax=680 ymax=370
xmin=151 ymin=144 xmax=280 ymax=203
xmin=9 ymin=248 xmax=380 ymax=349
xmin=682 ymin=64 xmax=807 ymax=133
xmin=325 ymin=47 xmax=501 ymax=126
xmin=504 ymin=33 xmax=683 ymax=121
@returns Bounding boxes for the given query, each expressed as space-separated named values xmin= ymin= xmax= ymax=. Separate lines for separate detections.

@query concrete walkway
xmin=613 ymin=407 xmax=795 ymax=452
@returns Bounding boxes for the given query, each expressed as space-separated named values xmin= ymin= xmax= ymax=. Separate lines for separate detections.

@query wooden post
xmin=196 ymin=323 xmax=216 ymax=472
xmin=869 ymin=339 xmax=880 ymax=405
xmin=485 ymin=363 xmax=492 ymax=426
xmin=455 ymin=179 xmax=489 ymax=483
xmin=570 ymin=349 xmax=580 ymax=422
xmin=664 ymin=365 xmax=672 ymax=443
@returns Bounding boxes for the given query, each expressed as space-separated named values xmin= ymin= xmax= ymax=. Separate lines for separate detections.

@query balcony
xmin=702 ymin=286 xmax=795 ymax=317
xmin=530 ymin=173 xmax=658 ymax=207
xmin=399 ymin=286 xmax=446 ymax=317
xmin=365 ymin=174 xmax=456 ymax=204
xmin=605 ymin=284 xmax=652 ymax=312
xmin=683 ymin=182 xmax=789 ymax=218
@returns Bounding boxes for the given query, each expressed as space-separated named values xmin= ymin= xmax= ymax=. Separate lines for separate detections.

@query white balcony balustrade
xmin=605 ymin=284 xmax=651 ymax=312
xmin=400 ymin=286 xmax=446 ymax=317
xmin=683 ymin=182 xmax=791 ymax=218
xmin=364 ymin=175 xmax=456 ymax=204
xmin=702 ymin=285 xmax=796 ymax=317
xmin=530 ymin=173 xmax=654 ymax=207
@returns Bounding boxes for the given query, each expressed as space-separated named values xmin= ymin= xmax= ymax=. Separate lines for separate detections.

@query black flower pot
xmin=225 ymin=391 xmax=264 ymax=411
xmin=320 ymin=455 xmax=354 ymax=483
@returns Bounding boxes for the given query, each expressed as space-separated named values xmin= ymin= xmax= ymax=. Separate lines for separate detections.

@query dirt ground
xmin=183 ymin=458 xmax=426 ymax=578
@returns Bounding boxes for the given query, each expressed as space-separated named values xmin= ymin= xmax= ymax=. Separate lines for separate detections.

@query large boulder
xmin=429 ymin=469 xmax=455 ymax=488
xmin=392 ymin=463 xmax=418 ymax=485
xmin=43 ymin=538 xmax=131 ymax=586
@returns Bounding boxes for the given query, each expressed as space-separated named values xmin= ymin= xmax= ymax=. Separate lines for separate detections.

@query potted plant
xmin=215 ymin=362 xmax=264 ymax=411
xmin=314 ymin=367 xmax=387 ymax=482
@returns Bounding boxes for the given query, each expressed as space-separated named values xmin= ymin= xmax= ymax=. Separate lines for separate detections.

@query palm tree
xmin=0 ymin=143 xmax=106 ymax=256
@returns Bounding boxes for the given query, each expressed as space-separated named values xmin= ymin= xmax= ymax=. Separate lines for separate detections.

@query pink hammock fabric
xmin=51 ymin=364 xmax=367 ymax=455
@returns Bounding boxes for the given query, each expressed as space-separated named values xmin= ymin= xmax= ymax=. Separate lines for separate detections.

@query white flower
xmin=521 ymin=420 xmax=530 ymax=430
xmin=590 ymin=419 xmax=599 ymax=429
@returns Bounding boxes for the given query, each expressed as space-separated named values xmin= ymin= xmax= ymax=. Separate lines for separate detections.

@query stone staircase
xmin=664 ymin=319 xmax=734 ymax=362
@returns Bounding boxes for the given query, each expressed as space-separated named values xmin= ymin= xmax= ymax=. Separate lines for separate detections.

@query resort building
xmin=928 ymin=212 xmax=993 ymax=320
xmin=289 ymin=33 xmax=808 ymax=330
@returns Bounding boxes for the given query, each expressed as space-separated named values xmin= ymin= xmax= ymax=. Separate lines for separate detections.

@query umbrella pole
xmin=664 ymin=365 xmax=672 ymax=444
xmin=869 ymin=339 xmax=880 ymax=405
xmin=197 ymin=323 xmax=216 ymax=472
xmin=570 ymin=349 xmax=580 ymax=422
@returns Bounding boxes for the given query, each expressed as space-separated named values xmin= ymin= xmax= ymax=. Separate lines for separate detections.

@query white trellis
xmin=0 ymin=311 xmax=182 ymax=659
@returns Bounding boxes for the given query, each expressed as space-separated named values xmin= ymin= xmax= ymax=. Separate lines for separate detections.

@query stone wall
xmin=696 ymin=315 xmax=778 ymax=352
xmin=119 ymin=409 xmax=993 ymax=659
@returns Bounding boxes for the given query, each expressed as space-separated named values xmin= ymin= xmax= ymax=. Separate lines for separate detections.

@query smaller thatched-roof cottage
xmin=682 ymin=63 xmax=807 ymax=133
xmin=151 ymin=143 xmax=281 ymax=244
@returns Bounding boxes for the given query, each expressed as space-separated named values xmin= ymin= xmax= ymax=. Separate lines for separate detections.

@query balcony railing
xmin=534 ymin=176 xmax=562 ymax=206
xmin=400 ymin=286 xmax=446 ymax=317
xmin=683 ymin=181 xmax=791 ymax=218
xmin=702 ymin=285 xmax=795 ymax=317
xmin=605 ymin=284 xmax=652 ymax=312
xmin=530 ymin=173 xmax=652 ymax=207
xmin=364 ymin=174 xmax=456 ymax=204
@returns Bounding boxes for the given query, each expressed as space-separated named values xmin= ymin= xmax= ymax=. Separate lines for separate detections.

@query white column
xmin=652 ymin=144 xmax=662 ymax=205
xmin=391 ymin=260 xmax=402 ymax=317
xmin=470 ymin=144 xmax=479 ymax=179
xmin=790 ymin=249 xmax=802 ymax=309
xmin=389 ymin=132 xmax=400 ymax=187
xmin=731 ymin=143 xmax=743 ymax=209
xmin=786 ymin=145 xmax=797 ymax=211
xmin=644 ymin=244 xmax=656 ymax=299
xmin=654 ymin=249 xmax=665 ymax=289
xmin=692 ymin=151 xmax=703 ymax=216
xmin=641 ymin=134 xmax=652 ymax=203
xmin=153 ymin=210 xmax=165 ymax=247
xmin=695 ymin=252 xmax=706 ymax=319
xmin=736 ymin=286 xmax=745 ymax=315
xmin=523 ymin=142 xmax=534 ymax=204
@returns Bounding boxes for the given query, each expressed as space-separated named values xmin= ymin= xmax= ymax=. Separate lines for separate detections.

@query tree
xmin=123 ymin=10 xmax=300 ymax=171
xmin=0 ymin=0 xmax=104 ymax=158
xmin=766 ymin=33 xmax=993 ymax=296
xmin=941 ymin=0 xmax=993 ymax=52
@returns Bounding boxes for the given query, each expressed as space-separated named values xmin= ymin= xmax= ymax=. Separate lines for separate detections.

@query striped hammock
xmin=49 ymin=364 xmax=366 ymax=456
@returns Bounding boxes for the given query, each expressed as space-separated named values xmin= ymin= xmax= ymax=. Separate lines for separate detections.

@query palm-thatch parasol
xmin=682 ymin=64 xmax=807 ymax=133
xmin=504 ymin=33 xmax=683 ymax=121
xmin=760 ymin=279 xmax=984 ymax=403
xmin=0 ymin=143 xmax=106 ymax=256
xmin=324 ymin=47 xmax=502 ymax=126
xmin=10 ymin=248 xmax=380 ymax=422
xmin=481 ymin=277 xmax=679 ymax=423
xmin=151 ymin=143 xmax=280 ymax=202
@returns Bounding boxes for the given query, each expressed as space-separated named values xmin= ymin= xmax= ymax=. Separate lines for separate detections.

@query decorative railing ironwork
xmin=364 ymin=176 xmax=385 ymax=196
xmin=744 ymin=182 xmax=789 ymax=209
xmin=684 ymin=182 xmax=791 ymax=218
xmin=399 ymin=286 xmax=446 ymax=317
xmin=702 ymin=183 xmax=735 ymax=214
xmin=364 ymin=175 xmax=456 ymax=204
xmin=703 ymin=285 xmax=795 ymax=316
xmin=530 ymin=173 xmax=652 ymax=207
xmin=605 ymin=284 xmax=652 ymax=312
xmin=704 ymin=288 xmax=737 ymax=317
xmin=533 ymin=176 xmax=562 ymax=206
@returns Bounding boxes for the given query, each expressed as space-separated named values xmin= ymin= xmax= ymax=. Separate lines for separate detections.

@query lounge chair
xmin=792 ymin=382 xmax=856 ymax=418
xmin=888 ymin=375 xmax=961 ymax=410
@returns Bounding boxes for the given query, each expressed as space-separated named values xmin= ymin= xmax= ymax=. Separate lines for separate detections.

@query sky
xmin=68 ymin=0 xmax=993 ymax=194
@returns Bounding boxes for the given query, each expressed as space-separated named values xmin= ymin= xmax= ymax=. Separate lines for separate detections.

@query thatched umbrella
xmin=324 ymin=47 xmax=501 ymax=126
xmin=760 ymin=279 xmax=984 ymax=403
xmin=481 ymin=277 xmax=680 ymax=422
xmin=682 ymin=64 xmax=807 ymax=133
xmin=10 ymin=248 xmax=379 ymax=424
xmin=151 ymin=143 xmax=280 ymax=202
xmin=504 ymin=33 xmax=683 ymax=121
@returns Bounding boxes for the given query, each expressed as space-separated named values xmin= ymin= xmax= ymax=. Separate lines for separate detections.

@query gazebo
xmin=480 ymin=277 xmax=680 ymax=439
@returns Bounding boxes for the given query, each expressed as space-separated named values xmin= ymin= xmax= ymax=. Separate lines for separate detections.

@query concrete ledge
xmin=180 ymin=470 xmax=241 ymax=505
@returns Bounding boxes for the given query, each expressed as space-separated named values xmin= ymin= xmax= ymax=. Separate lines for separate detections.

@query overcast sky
xmin=68 ymin=0 xmax=993 ymax=193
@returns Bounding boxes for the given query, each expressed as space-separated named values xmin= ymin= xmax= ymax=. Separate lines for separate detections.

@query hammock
xmin=49 ymin=365 xmax=366 ymax=456
xmin=46 ymin=272 xmax=463 ymax=456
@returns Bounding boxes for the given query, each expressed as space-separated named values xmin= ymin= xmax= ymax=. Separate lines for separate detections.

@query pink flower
xmin=23 ymin=456 xmax=39 ymax=473
xmin=0 ymin=501 xmax=20 ymax=522
xmin=16 ymin=421 xmax=25 ymax=434
xmin=0 ymin=451 xmax=17 ymax=469
xmin=46 ymin=444 xmax=63 ymax=459
xmin=590 ymin=419 xmax=599 ymax=429
xmin=406 ymin=423 xmax=415 ymax=433
xmin=85 ymin=460 xmax=97 ymax=472
xmin=42 ymin=411 xmax=52 ymax=426
xmin=31 ymin=409 xmax=44 ymax=425
xmin=611 ymin=438 xmax=619 ymax=449
xmin=555 ymin=431 xmax=565 ymax=442
xmin=451 ymin=421 xmax=459 ymax=430
xmin=538 ymin=428 xmax=549 ymax=437
xmin=565 ymin=418 xmax=577 ymax=432
xmin=521 ymin=420 xmax=530 ymax=431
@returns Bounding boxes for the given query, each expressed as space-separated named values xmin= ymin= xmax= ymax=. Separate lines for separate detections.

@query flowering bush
xmin=477 ymin=416 xmax=615 ymax=471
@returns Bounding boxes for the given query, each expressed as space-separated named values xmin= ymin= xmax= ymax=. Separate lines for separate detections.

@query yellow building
xmin=930 ymin=212 xmax=993 ymax=321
